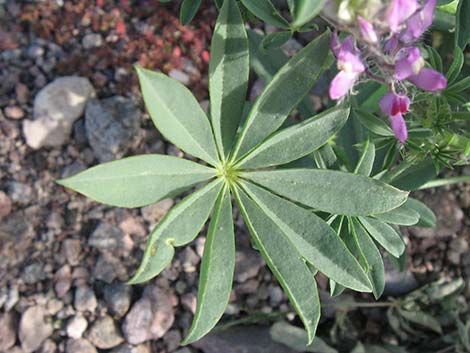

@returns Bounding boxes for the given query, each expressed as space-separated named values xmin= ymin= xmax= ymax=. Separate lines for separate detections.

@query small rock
xmin=169 ymin=69 xmax=190 ymax=85
xmin=67 ymin=315 xmax=88 ymax=339
xmin=66 ymin=339 xmax=97 ymax=353
xmin=62 ymin=239 xmax=82 ymax=266
xmin=174 ymin=349 xmax=192 ymax=353
xmin=7 ymin=182 xmax=34 ymax=206
xmin=16 ymin=83 xmax=29 ymax=103
xmin=249 ymin=79 xmax=265 ymax=101
xmin=268 ymin=285 xmax=283 ymax=306
xmin=22 ymin=262 xmax=46 ymax=284
xmin=384 ymin=270 xmax=418 ymax=296
xmin=74 ymin=286 xmax=97 ymax=312
xmin=54 ymin=265 xmax=72 ymax=297
xmin=85 ymin=96 xmax=140 ymax=162
xmin=0 ymin=312 xmax=17 ymax=351
xmin=119 ymin=215 xmax=146 ymax=237
xmin=39 ymin=339 xmax=56 ymax=353
xmin=4 ymin=106 xmax=24 ymax=120
xmin=122 ymin=286 xmax=176 ymax=344
xmin=46 ymin=298 xmax=63 ymax=315
xmin=164 ymin=329 xmax=181 ymax=352
xmin=234 ymin=248 xmax=265 ymax=283
xmin=19 ymin=306 xmax=53 ymax=353
xmin=27 ymin=44 xmax=45 ymax=59
xmin=141 ymin=199 xmax=174 ymax=224
xmin=23 ymin=76 xmax=95 ymax=149
xmin=110 ymin=343 xmax=151 ymax=353
xmin=104 ymin=283 xmax=132 ymax=319
xmin=0 ymin=191 xmax=12 ymax=220
xmin=87 ymin=315 xmax=124 ymax=349
xmin=82 ymin=33 xmax=103 ymax=49
xmin=93 ymin=253 xmax=125 ymax=283
xmin=88 ymin=222 xmax=125 ymax=251
xmin=179 ymin=247 xmax=200 ymax=273
xmin=448 ymin=237 xmax=469 ymax=265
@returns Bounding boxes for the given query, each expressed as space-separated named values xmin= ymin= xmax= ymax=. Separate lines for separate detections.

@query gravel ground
xmin=0 ymin=1 xmax=469 ymax=353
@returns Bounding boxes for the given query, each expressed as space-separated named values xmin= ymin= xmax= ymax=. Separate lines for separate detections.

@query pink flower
xmin=386 ymin=0 xmax=420 ymax=32
xmin=379 ymin=92 xmax=410 ymax=143
xmin=394 ymin=46 xmax=447 ymax=92
xmin=358 ymin=16 xmax=378 ymax=43
xmin=329 ymin=35 xmax=365 ymax=100
xmin=401 ymin=0 xmax=436 ymax=42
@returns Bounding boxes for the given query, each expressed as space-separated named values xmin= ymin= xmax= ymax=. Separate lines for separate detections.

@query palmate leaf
xmin=128 ymin=179 xmax=223 ymax=284
xmin=136 ymin=67 xmax=219 ymax=166
xmin=236 ymin=105 xmax=350 ymax=169
xmin=231 ymin=30 xmax=331 ymax=160
xmin=373 ymin=200 xmax=420 ymax=226
xmin=234 ymin=185 xmax=321 ymax=344
xmin=242 ymin=169 xmax=408 ymax=216
xmin=358 ymin=217 xmax=406 ymax=258
xmin=209 ymin=0 xmax=249 ymax=158
xmin=57 ymin=155 xmax=215 ymax=208
xmin=241 ymin=181 xmax=372 ymax=292
xmin=183 ymin=186 xmax=235 ymax=344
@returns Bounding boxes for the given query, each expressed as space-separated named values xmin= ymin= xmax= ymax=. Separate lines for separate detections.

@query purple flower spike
xmin=386 ymin=0 xmax=419 ymax=32
xmin=401 ymin=0 xmax=437 ymax=42
xmin=380 ymin=92 xmax=410 ymax=144
xmin=408 ymin=68 xmax=447 ymax=91
xmin=358 ymin=16 xmax=378 ymax=43
xmin=394 ymin=46 xmax=425 ymax=80
xmin=329 ymin=35 xmax=365 ymax=100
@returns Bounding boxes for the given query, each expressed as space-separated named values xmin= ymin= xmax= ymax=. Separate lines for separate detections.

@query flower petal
xmin=394 ymin=46 xmax=424 ymax=80
xmin=390 ymin=114 xmax=408 ymax=144
xmin=386 ymin=0 xmax=420 ymax=32
xmin=379 ymin=92 xmax=410 ymax=116
xmin=408 ymin=68 xmax=447 ymax=91
xmin=401 ymin=0 xmax=437 ymax=42
xmin=358 ymin=16 xmax=378 ymax=43
xmin=338 ymin=36 xmax=365 ymax=73
xmin=329 ymin=71 xmax=359 ymax=100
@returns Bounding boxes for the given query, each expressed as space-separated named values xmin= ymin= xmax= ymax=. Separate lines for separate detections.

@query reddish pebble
xmin=4 ymin=106 xmax=24 ymax=120
xmin=201 ymin=50 xmax=210 ymax=64
xmin=0 ymin=191 xmax=12 ymax=220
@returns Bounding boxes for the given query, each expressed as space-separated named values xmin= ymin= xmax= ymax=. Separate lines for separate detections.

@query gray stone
xmin=0 ymin=191 xmax=12 ymax=220
xmin=82 ymin=33 xmax=103 ymax=49
xmin=19 ymin=306 xmax=53 ymax=353
xmin=110 ymin=343 xmax=151 ymax=353
xmin=62 ymin=239 xmax=82 ymax=266
xmin=92 ymin=253 xmax=125 ymax=284
xmin=192 ymin=326 xmax=296 ymax=353
xmin=174 ymin=349 xmax=192 ymax=353
xmin=169 ymin=69 xmax=190 ymax=85
xmin=104 ymin=283 xmax=132 ymax=319
xmin=122 ymin=286 xmax=176 ymax=344
xmin=23 ymin=77 xmax=95 ymax=148
xmin=67 ymin=315 xmax=88 ymax=339
xmin=74 ymin=286 xmax=97 ymax=312
xmin=88 ymin=223 xmax=125 ymax=251
xmin=4 ymin=106 xmax=24 ymax=120
xmin=38 ymin=339 xmax=56 ymax=353
xmin=179 ymin=247 xmax=200 ymax=273
xmin=141 ymin=198 xmax=174 ymax=224
xmin=21 ymin=262 xmax=46 ymax=284
xmin=234 ymin=248 xmax=265 ymax=283
xmin=0 ymin=312 xmax=17 ymax=351
xmin=66 ymin=339 xmax=97 ymax=353
xmin=85 ymin=96 xmax=140 ymax=162
xmin=7 ymin=182 xmax=33 ymax=206
xmin=384 ymin=270 xmax=418 ymax=296
xmin=164 ymin=329 xmax=181 ymax=352
xmin=87 ymin=315 xmax=124 ymax=349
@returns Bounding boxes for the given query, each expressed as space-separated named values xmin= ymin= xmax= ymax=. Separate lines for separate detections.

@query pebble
xmin=82 ymin=33 xmax=103 ymax=49
xmin=19 ymin=306 xmax=53 ymax=353
xmin=66 ymin=315 xmax=88 ymax=339
xmin=88 ymin=222 xmax=125 ymax=251
xmin=7 ymin=181 xmax=34 ymax=206
xmin=169 ymin=68 xmax=190 ymax=85
xmin=141 ymin=198 xmax=174 ymax=224
xmin=174 ymin=349 xmax=192 ymax=353
xmin=85 ymin=96 xmax=140 ymax=163
xmin=110 ymin=343 xmax=151 ymax=353
xmin=4 ymin=106 xmax=25 ymax=120
xmin=384 ymin=269 xmax=418 ymax=296
xmin=23 ymin=76 xmax=95 ymax=149
xmin=66 ymin=338 xmax=98 ymax=353
xmin=62 ymin=239 xmax=82 ymax=266
xmin=122 ymin=286 xmax=176 ymax=344
xmin=93 ymin=253 xmax=125 ymax=283
xmin=234 ymin=248 xmax=265 ymax=283
xmin=22 ymin=262 xmax=46 ymax=284
xmin=104 ymin=283 xmax=133 ymax=319
xmin=0 ymin=312 xmax=17 ymax=351
xmin=87 ymin=315 xmax=124 ymax=349
xmin=39 ymin=339 xmax=57 ymax=353
xmin=179 ymin=247 xmax=200 ymax=273
xmin=164 ymin=329 xmax=181 ymax=351
xmin=74 ymin=285 xmax=97 ymax=312
xmin=448 ymin=237 xmax=469 ymax=265
xmin=54 ymin=265 xmax=72 ymax=297
xmin=0 ymin=191 xmax=12 ymax=220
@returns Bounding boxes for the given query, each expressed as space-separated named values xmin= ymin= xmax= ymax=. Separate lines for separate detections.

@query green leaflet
xmin=406 ymin=198 xmax=437 ymax=227
xmin=243 ymin=169 xmax=408 ymax=216
xmin=290 ymin=0 xmax=326 ymax=28
xmin=456 ymin=0 xmax=470 ymax=49
xmin=354 ymin=109 xmax=394 ymax=137
xmin=128 ymin=179 xmax=223 ymax=284
xmin=234 ymin=186 xmax=321 ymax=344
xmin=261 ymin=31 xmax=293 ymax=51
xmin=399 ymin=309 xmax=443 ymax=334
xmin=180 ymin=0 xmax=202 ymax=25
xmin=236 ymin=106 xmax=350 ymax=169
xmin=210 ymin=0 xmax=249 ymax=158
xmin=239 ymin=0 xmax=289 ymax=28
xmin=241 ymin=181 xmax=372 ymax=292
xmin=57 ymin=155 xmax=215 ymax=208
xmin=358 ymin=217 xmax=406 ymax=258
xmin=354 ymin=140 xmax=376 ymax=176
xmin=136 ymin=66 xmax=219 ymax=166
xmin=231 ymin=30 xmax=331 ymax=160
xmin=351 ymin=219 xmax=385 ymax=299
xmin=183 ymin=186 xmax=235 ymax=344
xmin=373 ymin=200 xmax=420 ymax=226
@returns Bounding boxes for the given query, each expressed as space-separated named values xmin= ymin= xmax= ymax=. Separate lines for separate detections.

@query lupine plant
xmin=59 ymin=0 xmax=470 ymax=345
